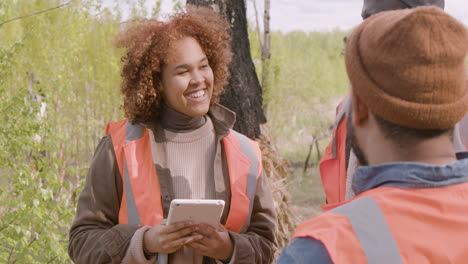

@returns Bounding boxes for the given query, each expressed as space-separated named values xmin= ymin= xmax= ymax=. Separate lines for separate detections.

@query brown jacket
xmin=68 ymin=104 xmax=277 ymax=264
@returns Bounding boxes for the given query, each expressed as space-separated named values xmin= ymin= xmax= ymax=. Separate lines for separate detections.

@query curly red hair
xmin=113 ymin=6 xmax=232 ymax=123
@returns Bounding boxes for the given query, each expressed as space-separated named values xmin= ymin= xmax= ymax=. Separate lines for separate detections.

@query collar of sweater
xmin=158 ymin=102 xmax=207 ymax=132
xmin=207 ymin=103 xmax=236 ymax=138
xmin=147 ymin=102 xmax=236 ymax=139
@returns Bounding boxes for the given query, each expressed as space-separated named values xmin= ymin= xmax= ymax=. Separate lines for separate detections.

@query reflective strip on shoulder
xmin=331 ymin=196 xmax=403 ymax=264
xmin=125 ymin=121 xmax=144 ymax=142
xmin=124 ymin=122 xmax=145 ymax=225
xmin=332 ymin=95 xmax=351 ymax=159
xmin=231 ymin=130 xmax=259 ymax=232
xmin=123 ymin=158 xmax=140 ymax=225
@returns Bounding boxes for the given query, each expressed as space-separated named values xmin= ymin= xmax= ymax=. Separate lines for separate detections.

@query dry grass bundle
xmin=258 ymin=124 xmax=299 ymax=260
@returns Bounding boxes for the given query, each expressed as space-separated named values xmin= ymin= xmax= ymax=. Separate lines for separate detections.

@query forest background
xmin=1 ymin=0 xmax=350 ymax=262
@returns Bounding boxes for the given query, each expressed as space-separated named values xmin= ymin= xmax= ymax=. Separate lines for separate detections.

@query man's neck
xmin=368 ymin=135 xmax=457 ymax=166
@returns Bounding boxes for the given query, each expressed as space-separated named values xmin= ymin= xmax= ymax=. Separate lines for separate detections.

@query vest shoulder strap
xmin=223 ymin=130 xmax=262 ymax=233
xmin=331 ymin=197 xmax=403 ymax=264
xmin=331 ymin=95 xmax=351 ymax=158
xmin=106 ymin=120 xmax=163 ymax=226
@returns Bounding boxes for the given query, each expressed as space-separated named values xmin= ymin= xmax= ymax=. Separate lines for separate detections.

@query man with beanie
xmin=278 ymin=6 xmax=468 ymax=264
xmin=319 ymin=0 xmax=468 ymax=210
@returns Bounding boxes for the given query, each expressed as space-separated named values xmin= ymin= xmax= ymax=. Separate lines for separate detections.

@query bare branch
xmin=303 ymin=133 xmax=330 ymax=173
xmin=7 ymin=246 xmax=15 ymax=264
xmin=260 ymin=0 xmax=271 ymax=98
xmin=47 ymin=256 xmax=58 ymax=264
xmin=252 ymin=0 xmax=263 ymax=49
xmin=0 ymin=0 xmax=74 ymax=27
xmin=262 ymin=0 xmax=271 ymax=60
xmin=0 ymin=219 xmax=15 ymax=233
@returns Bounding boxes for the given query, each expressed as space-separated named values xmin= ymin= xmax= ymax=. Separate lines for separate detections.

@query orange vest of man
xmin=293 ymin=182 xmax=468 ymax=263
xmin=106 ymin=119 xmax=263 ymax=233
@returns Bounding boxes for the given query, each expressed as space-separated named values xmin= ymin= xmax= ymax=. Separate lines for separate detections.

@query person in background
xmin=68 ymin=6 xmax=277 ymax=264
xmin=279 ymin=6 xmax=468 ymax=263
xmin=319 ymin=0 xmax=468 ymax=210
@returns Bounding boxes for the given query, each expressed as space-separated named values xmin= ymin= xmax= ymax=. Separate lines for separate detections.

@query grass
xmin=287 ymin=166 xmax=326 ymax=221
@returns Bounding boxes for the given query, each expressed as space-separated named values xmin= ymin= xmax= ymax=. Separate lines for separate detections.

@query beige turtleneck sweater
xmin=151 ymin=117 xmax=217 ymax=200
xmin=122 ymin=105 xmax=218 ymax=264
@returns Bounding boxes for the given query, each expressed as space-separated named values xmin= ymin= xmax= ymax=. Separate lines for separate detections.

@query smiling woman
xmin=68 ymin=5 xmax=277 ymax=264
xmin=113 ymin=6 xmax=232 ymax=123
xmin=161 ymin=37 xmax=214 ymax=117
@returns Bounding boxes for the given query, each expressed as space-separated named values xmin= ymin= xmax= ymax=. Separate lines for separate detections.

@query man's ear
xmin=351 ymin=92 xmax=369 ymax=126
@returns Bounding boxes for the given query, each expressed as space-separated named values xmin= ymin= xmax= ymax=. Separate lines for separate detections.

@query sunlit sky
xmin=102 ymin=0 xmax=468 ymax=32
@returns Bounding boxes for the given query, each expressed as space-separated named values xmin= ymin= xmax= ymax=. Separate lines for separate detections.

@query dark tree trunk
xmin=187 ymin=0 xmax=266 ymax=139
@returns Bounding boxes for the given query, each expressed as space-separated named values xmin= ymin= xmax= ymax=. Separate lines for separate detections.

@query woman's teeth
xmin=187 ymin=90 xmax=205 ymax=98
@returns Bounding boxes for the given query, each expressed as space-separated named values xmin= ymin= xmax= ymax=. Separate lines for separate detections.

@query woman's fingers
xmin=197 ymin=223 xmax=217 ymax=237
xmin=186 ymin=239 xmax=210 ymax=253
xmin=164 ymin=234 xmax=203 ymax=251
xmin=160 ymin=220 xmax=194 ymax=235
xmin=162 ymin=225 xmax=199 ymax=243
xmin=187 ymin=224 xmax=233 ymax=260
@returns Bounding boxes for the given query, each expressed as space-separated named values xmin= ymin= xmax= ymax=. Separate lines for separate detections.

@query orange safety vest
xmin=293 ymin=182 xmax=468 ymax=264
xmin=106 ymin=119 xmax=263 ymax=233
xmin=319 ymin=96 xmax=350 ymax=211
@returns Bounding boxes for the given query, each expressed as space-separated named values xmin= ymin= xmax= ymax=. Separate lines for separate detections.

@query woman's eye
xmin=200 ymin=64 xmax=209 ymax=69
xmin=177 ymin=70 xmax=189 ymax=75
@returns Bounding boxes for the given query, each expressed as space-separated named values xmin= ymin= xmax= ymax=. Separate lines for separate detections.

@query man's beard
xmin=346 ymin=110 xmax=369 ymax=166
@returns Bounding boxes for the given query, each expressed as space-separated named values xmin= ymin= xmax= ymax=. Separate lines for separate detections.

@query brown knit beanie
xmin=346 ymin=6 xmax=468 ymax=130
xmin=361 ymin=0 xmax=444 ymax=19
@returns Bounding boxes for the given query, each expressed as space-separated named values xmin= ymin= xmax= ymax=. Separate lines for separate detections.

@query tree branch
xmin=46 ymin=256 xmax=57 ymax=264
xmin=0 ymin=219 xmax=15 ymax=233
xmin=303 ymin=133 xmax=330 ymax=173
xmin=262 ymin=0 xmax=271 ymax=61
xmin=0 ymin=0 xmax=74 ymax=27
xmin=252 ymin=0 xmax=263 ymax=48
xmin=7 ymin=246 xmax=15 ymax=264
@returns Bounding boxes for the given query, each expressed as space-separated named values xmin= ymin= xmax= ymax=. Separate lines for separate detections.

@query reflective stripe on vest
xmin=331 ymin=197 xmax=403 ymax=264
xmin=123 ymin=122 xmax=144 ymax=225
xmin=107 ymin=119 xmax=261 ymax=232
xmin=107 ymin=119 xmax=164 ymax=226
xmin=331 ymin=96 xmax=351 ymax=159
xmin=221 ymin=130 xmax=262 ymax=232
xmin=293 ymin=196 xmax=403 ymax=264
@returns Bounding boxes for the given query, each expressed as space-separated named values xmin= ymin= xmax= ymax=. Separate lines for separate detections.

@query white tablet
xmin=166 ymin=199 xmax=225 ymax=227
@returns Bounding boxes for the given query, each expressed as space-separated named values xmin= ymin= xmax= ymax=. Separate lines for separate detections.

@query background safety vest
xmin=293 ymin=182 xmax=468 ymax=264
xmin=319 ymin=96 xmax=350 ymax=211
xmin=319 ymin=97 xmax=468 ymax=212
xmin=106 ymin=119 xmax=263 ymax=233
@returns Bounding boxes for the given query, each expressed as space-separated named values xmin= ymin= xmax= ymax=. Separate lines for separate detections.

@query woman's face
xmin=160 ymin=37 xmax=214 ymax=117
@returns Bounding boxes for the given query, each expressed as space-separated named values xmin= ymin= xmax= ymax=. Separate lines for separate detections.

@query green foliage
xmin=0 ymin=61 xmax=72 ymax=262
xmin=0 ymin=0 xmax=161 ymax=262
xmin=172 ymin=0 xmax=185 ymax=12
xmin=250 ymin=27 xmax=349 ymax=161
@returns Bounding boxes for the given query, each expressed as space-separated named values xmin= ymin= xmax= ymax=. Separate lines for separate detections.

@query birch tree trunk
xmin=253 ymin=0 xmax=271 ymax=114
xmin=261 ymin=0 xmax=271 ymax=92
